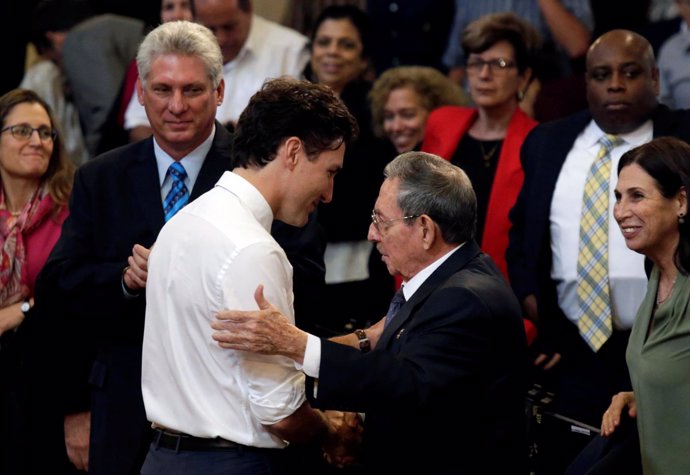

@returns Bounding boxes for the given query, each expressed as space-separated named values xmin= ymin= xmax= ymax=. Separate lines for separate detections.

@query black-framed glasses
xmin=371 ymin=209 xmax=420 ymax=233
xmin=466 ymin=57 xmax=516 ymax=73
xmin=1 ymin=124 xmax=57 ymax=142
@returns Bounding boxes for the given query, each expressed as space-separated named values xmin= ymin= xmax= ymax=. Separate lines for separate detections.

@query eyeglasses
xmin=1 ymin=124 xmax=57 ymax=142
xmin=371 ymin=209 xmax=420 ymax=233
xmin=466 ymin=57 xmax=516 ymax=74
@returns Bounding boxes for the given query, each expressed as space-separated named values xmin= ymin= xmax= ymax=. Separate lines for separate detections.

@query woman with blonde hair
xmin=369 ymin=65 xmax=467 ymax=155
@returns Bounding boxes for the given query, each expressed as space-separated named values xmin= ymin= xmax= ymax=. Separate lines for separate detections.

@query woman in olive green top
xmin=602 ymin=137 xmax=690 ymax=475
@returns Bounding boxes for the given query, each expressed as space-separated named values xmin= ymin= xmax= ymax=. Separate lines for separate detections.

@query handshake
xmin=321 ymin=410 xmax=364 ymax=468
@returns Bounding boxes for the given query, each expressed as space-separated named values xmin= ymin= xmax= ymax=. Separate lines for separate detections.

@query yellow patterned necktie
xmin=576 ymin=134 xmax=623 ymax=351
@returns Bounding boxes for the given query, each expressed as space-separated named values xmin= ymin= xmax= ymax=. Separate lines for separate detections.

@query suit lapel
xmin=532 ymin=111 xmax=592 ymax=235
xmin=131 ymin=125 xmax=231 ymax=231
xmin=128 ymin=138 xmax=166 ymax=231
xmin=378 ymin=241 xmax=482 ymax=347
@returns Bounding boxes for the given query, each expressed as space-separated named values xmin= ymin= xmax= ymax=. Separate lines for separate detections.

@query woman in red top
xmin=0 ymin=89 xmax=74 ymax=472
xmin=423 ymin=13 xmax=542 ymax=344
xmin=423 ymin=12 xmax=540 ymax=280
xmin=0 ymin=89 xmax=74 ymax=336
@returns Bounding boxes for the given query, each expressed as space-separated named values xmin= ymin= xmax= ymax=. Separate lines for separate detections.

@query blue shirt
xmin=658 ymin=23 xmax=690 ymax=109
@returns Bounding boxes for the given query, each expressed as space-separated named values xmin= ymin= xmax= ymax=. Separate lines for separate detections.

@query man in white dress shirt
xmin=141 ymin=77 xmax=360 ymax=474
xmin=124 ymin=0 xmax=309 ymax=141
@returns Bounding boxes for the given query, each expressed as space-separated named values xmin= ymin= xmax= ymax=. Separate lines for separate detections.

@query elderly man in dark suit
xmin=507 ymin=29 xmax=690 ymax=472
xmin=30 ymin=21 xmax=231 ymax=475
xmin=210 ymin=151 xmax=528 ymax=474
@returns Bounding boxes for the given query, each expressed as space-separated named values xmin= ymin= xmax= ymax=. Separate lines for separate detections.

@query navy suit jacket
xmin=307 ymin=241 xmax=527 ymax=474
xmin=32 ymin=124 xmax=232 ymax=474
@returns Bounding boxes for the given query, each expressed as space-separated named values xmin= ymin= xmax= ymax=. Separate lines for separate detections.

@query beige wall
xmin=253 ymin=0 xmax=291 ymax=24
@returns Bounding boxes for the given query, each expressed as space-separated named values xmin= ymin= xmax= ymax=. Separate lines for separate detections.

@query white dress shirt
xmin=142 ymin=171 xmax=305 ymax=448
xmin=550 ymin=119 xmax=652 ymax=330
xmin=124 ymin=14 xmax=309 ymax=130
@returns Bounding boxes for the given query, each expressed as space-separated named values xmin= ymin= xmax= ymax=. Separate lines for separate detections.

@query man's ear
xmin=419 ymin=215 xmax=436 ymax=250
xmin=281 ymin=136 xmax=302 ymax=171
xmin=136 ymin=78 xmax=145 ymax=105
xmin=216 ymin=78 xmax=225 ymax=106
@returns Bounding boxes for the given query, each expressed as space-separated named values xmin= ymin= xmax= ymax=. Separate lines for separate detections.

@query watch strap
xmin=354 ymin=329 xmax=371 ymax=353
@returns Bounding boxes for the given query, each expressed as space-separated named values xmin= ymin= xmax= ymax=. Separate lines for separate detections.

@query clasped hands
xmin=123 ymin=244 xmax=151 ymax=291
xmin=322 ymin=410 xmax=363 ymax=468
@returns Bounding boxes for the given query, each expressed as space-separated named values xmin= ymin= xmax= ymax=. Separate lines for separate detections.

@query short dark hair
xmin=30 ymin=0 xmax=93 ymax=54
xmin=618 ymin=136 xmax=690 ymax=273
xmin=232 ymin=77 xmax=358 ymax=168
xmin=310 ymin=5 xmax=371 ymax=59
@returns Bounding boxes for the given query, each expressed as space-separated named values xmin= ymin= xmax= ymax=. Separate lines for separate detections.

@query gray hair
xmin=136 ymin=20 xmax=223 ymax=88
xmin=384 ymin=151 xmax=476 ymax=244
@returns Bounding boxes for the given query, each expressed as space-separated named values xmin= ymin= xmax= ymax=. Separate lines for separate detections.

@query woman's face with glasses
xmin=466 ymin=40 xmax=530 ymax=111
xmin=0 ymin=102 xmax=54 ymax=182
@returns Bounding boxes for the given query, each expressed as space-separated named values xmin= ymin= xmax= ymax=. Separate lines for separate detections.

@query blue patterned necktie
xmin=163 ymin=162 xmax=189 ymax=222
xmin=576 ymin=134 xmax=623 ymax=351
xmin=384 ymin=287 xmax=406 ymax=328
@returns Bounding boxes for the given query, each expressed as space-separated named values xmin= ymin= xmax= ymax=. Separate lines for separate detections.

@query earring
xmin=679 ymin=213 xmax=686 ymax=224
xmin=517 ymin=90 xmax=525 ymax=101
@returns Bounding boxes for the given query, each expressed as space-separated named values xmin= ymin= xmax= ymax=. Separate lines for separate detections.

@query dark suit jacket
xmin=307 ymin=241 xmax=527 ymax=474
xmin=30 ymin=124 xmax=232 ymax=474
xmin=506 ymin=105 xmax=690 ymax=423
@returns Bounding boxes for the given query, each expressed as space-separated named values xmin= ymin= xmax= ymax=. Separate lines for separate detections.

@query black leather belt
xmin=153 ymin=428 xmax=244 ymax=452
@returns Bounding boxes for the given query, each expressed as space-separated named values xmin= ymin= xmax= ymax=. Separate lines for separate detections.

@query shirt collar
xmin=583 ymin=118 xmax=653 ymax=149
xmin=154 ymin=124 xmax=216 ymax=188
xmin=400 ymin=243 xmax=464 ymax=300
xmin=216 ymin=170 xmax=274 ymax=231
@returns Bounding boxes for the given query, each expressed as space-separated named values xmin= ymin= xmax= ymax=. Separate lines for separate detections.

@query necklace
xmin=656 ymin=277 xmax=678 ymax=306
xmin=478 ymin=140 xmax=500 ymax=168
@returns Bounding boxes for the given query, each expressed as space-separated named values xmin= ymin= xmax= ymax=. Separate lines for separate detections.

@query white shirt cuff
xmin=297 ymin=333 xmax=321 ymax=378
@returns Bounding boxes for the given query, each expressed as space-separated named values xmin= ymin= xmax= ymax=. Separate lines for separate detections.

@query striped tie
xmin=576 ymin=134 xmax=623 ymax=351
xmin=384 ymin=288 xmax=406 ymax=328
xmin=163 ymin=162 xmax=189 ymax=222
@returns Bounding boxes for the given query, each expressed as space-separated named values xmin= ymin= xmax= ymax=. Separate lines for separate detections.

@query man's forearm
xmin=264 ymin=401 xmax=330 ymax=444
xmin=539 ymin=0 xmax=591 ymax=57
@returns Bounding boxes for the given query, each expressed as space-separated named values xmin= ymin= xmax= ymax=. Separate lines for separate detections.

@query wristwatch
xmin=20 ymin=299 xmax=31 ymax=316
xmin=354 ymin=329 xmax=371 ymax=353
